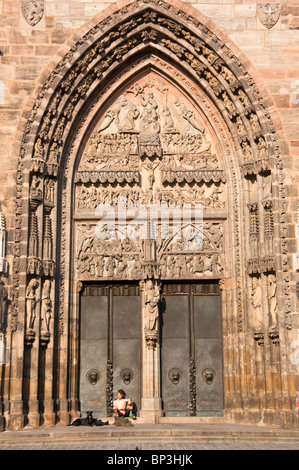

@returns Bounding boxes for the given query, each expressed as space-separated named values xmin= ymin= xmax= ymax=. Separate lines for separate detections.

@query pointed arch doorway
xmin=9 ymin=0 xmax=294 ymax=429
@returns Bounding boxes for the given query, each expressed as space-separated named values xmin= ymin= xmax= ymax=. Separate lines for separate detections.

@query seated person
xmin=113 ymin=389 xmax=133 ymax=417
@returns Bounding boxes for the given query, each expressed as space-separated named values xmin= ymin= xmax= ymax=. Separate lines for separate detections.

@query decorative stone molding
xmin=0 ymin=214 xmax=7 ymax=275
xmin=0 ymin=280 xmax=8 ymax=334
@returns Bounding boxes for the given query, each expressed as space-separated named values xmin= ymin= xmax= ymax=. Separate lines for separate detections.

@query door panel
xmin=113 ymin=294 xmax=141 ymax=412
xmin=80 ymin=293 xmax=108 ymax=416
xmin=161 ymin=295 xmax=190 ymax=416
xmin=194 ymin=295 xmax=223 ymax=415
xmin=80 ymin=284 xmax=141 ymax=417
xmin=161 ymin=283 xmax=223 ymax=417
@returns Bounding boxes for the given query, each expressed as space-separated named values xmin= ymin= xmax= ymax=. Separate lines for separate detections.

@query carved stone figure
xmin=33 ymin=138 xmax=44 ymax=159
xmin=119 ymin=100 xmax=140 ymax=132
xmin=267 ymin=274 xmax=277 ymax=328
xmin=26 ymin=278 xmax=38 ymax=332
xmin=143 ymin=159 xmax=160 ymax=187
xmin=161 ymin=106 xmax=177 ymax=133
xmin=144 ymin=279 xmax=160 ymax=332
xmin=174 ymin=97 xmax=204 ymax=134
xmin=251 ymin=276 xmax=263 ymax=331
xmin=140 ymin=92 xmax=160 ymax=133
xmin=41 ymin=280 xmax=51 ymax=334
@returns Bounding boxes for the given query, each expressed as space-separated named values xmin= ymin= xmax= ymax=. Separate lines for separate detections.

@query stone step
xmin=1 ymin=422 xmax=299 ymax=443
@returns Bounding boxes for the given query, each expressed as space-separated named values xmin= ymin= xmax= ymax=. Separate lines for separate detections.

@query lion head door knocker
xmin=86 ymin=369 xmax=100 ymax=385
xmin=168 ymin=368 xmax=182 ymax=385
xmin=202 ymin=368 xmax=215 ymax=385
xmin=120 ymin=368 xmax=134 ymax=385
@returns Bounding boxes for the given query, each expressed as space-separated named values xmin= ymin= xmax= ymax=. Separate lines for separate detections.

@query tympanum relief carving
xmin=75 ymin=76 xmax=226 ymax=283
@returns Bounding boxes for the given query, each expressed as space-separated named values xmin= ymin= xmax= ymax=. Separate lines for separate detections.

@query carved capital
xmin=144 ymin=328 xmax=158 ymax=350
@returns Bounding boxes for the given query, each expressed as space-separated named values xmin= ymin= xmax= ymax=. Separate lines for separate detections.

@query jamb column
xmin=42 ymin=279 xmax=56 ymax=428
xmin=9 ymin=266 xmax=27 ymax=430
xmin=57 ymin=279 xmax=71 ymax=426
xmin=68 ymin=281 xmax=81 ymax=423
xmin=25 ymin=281 xmax=41 ymax=429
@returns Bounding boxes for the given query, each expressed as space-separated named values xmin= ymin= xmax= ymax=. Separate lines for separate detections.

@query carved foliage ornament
xmin=257 ymin=3 xmax=281 ymax=29
xmin=21 ymin=0 xmax=44 ymax=26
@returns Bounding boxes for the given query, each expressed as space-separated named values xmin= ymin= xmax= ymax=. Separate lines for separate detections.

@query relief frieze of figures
xmin=75 ymin=222 xmax=224 ymax=281
xmin=77 ymin=89 xmax=221 ymax=171
xmin=76 ymin=184 xmax=226 ymax=211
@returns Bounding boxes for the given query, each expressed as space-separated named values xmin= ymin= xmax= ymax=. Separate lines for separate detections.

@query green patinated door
xmin=161 ymin=282 xmax=223 ymax=416
xmin=79 ymin=283 xmax=141 ymax=417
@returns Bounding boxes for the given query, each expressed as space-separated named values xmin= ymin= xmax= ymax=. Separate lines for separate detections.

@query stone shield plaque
xmin=21 ymin=1 xmax=44 ymax=26
xmin=257 ymin=3 xmax=281 ymax=29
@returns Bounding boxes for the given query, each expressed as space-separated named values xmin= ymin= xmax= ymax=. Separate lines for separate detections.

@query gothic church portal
xmin=0 ymin=0 xmax=298 ymax=430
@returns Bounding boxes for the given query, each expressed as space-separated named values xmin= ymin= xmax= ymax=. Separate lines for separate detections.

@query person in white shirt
xmin=113 ymin=389 xmax=133 ymax=417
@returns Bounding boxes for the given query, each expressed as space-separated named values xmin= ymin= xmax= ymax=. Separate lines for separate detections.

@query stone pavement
xmin=1 ymin=420 xmax=299 ymax=451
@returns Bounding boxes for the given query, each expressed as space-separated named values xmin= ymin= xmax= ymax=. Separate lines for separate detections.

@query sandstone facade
xmin=0 ymin=0 xmax=298 ymax=430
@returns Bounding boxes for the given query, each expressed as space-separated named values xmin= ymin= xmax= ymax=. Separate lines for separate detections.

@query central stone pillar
xmin=139 ymin=277 xmax=163 ymax=423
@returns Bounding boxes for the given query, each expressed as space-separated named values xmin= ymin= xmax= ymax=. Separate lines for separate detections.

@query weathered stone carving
xmin=257 ymin=137 xmax=268 ymax=160
xmin=43 ymin=213 xmax=53 ymax=261
xmin=75 ymin=184 xmax=225 ymax=211
xmin=40 ymin=280 xmax=51 ymax=346
xmin=257 ymin=3 xmax=281 ymax=29
xmin=21 ymin=0 xmax=44 ymax=26
xmin=251 ymin=276 xmax=264 ymax=333
xmin=75 ymin=88 xmax=226 ymax=288
xmin=25 ymin=278 xmax=38 ymax=345
xmin=143 ymin=279 xmax=161 ymax=349
xmin=263 ymin=200 xmax=274 ymax=256
xmin=29 ymin=176 xmax=42 ymax=209
xmin=140 ymin=92 xmax=160 ymax=133
xmin=267 ymin=273 xmax=278 ymax=329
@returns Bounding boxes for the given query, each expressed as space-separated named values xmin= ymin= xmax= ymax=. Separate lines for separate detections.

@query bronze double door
xmin=79 ymin=281 xmax=223 ymax=417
